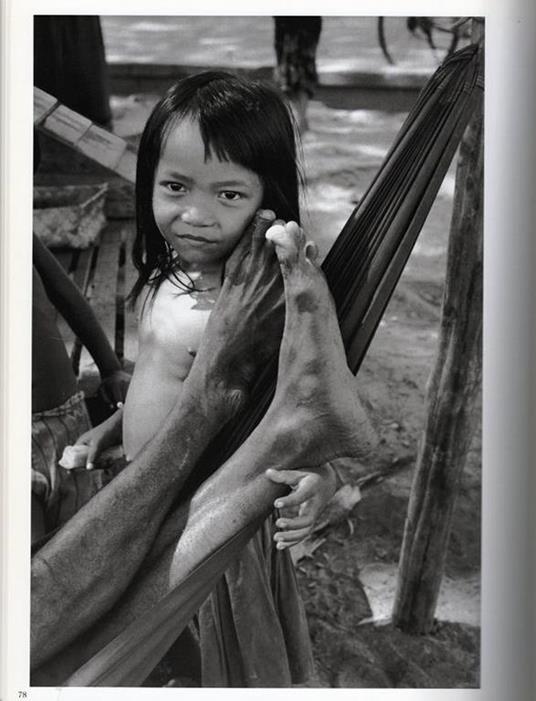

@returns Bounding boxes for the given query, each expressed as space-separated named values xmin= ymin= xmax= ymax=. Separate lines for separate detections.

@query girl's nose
xmin=180 ymin=203 xmax=214 ymax=227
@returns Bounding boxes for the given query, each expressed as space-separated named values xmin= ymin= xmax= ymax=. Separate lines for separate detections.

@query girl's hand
xmin=74 ymin=410 xmax=123 ymax=470
xmin=98 ymin=369 xmax=131 ymax=410
xmin=265 ymin=465 xmax=338 ymax=549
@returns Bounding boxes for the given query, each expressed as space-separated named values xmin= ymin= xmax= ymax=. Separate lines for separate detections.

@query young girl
xmin=75 ymin=71 xmax=341 ymax=686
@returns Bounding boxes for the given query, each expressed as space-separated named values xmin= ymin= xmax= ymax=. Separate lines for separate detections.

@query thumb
xmin=85 ymin=442 xmax=99 ymax=470
xmin=265 ymin=468 xmax=307 ymax=486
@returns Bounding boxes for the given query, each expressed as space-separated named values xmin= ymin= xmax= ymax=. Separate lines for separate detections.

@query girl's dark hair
xmin=129 ymin=70 xmax=303 ymax=304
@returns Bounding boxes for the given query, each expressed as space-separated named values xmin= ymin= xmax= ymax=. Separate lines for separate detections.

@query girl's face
xmin=152 ymin=118 xmax=264 ymax=271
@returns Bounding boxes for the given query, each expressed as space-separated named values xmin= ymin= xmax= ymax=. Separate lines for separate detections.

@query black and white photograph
xmin=1 ymin=2 xmax=535 ymax=699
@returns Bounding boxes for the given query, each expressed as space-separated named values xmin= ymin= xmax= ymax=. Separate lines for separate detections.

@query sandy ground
xmin=109 ymin=91 xmax=481 ymax=688
xmin=101 ymin=15 xmax=458 ymax=74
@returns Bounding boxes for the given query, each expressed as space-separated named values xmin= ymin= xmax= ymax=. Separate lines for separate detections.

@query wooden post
xmin=391 ymin=20 xmax=484 ymax=633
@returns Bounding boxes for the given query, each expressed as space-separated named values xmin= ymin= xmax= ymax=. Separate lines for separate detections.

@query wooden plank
xmin=77 ymin=127 xmax=126 ymax=171
xmin=78 ymin=224 xmax=123 ymax=387
xmin=49 ymin=222 xmax=137 ymax=390
xmin=116 ymin=149 xmax=137 ymax=183
xmin=122 ymin=223 xmax=139 ymax=366
xmin=35 ymin=87 xmax=137 ymax=183
xmin=51 ymin=247 xmax=94 ymax=362
xmin=87 ymin=224 xmax=123 ymax=347
xmin=43 ymin=105 xmax=92 ymax=145
xmin=33 ymin=87 xmax=58 ymax=125
xmin=71 ymin=247 xmax=95 ymax=297
xmin=69 ymin=247 xmax=97 ymax=376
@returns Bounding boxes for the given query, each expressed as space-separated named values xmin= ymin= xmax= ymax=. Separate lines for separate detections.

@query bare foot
xmin=185 ymin=209 xmax=284 ymax=416
xmin=179 ymin=220 xmax=376 ymax=545
xmin=264 ymin=220 xmax=376 ymax=466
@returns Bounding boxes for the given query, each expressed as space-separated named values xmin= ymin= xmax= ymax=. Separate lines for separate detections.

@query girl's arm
xmin=74 ymin=407 xmax=124 ymax=470
xmin=32 ymin=234 xmax=130 ymax=404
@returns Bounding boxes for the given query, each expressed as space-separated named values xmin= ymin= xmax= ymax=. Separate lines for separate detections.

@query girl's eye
xmin=219 ymin=191 xmax=243 ymax=202
xmin=165 ymin=182 xmax=186 ymax=193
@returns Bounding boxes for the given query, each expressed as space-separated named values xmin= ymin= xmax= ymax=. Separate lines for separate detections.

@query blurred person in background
xmin=34 ymin=15 xmax=112 ymax=128
xmin=274 ymin=16 xmax=322 ymax=133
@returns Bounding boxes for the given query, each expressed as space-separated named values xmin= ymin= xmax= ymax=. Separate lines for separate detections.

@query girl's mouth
xmin=179 ymin=233 xmax=215 ymax=244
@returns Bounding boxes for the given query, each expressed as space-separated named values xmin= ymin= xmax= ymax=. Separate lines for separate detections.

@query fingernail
xmin=274 ymin=500 xmax=283 ymax=508
xmin=86 ymin=463 xmax=94 ymax=471
xmin=258 ymin=209 xmax=275 ymax=220
xmin=305 ymin=241 xmax=319 ymax=261
xmin=265 ymin=224 xmax=286 ymax=240
xmin=276 ymin=542 xmax=285 ymax=550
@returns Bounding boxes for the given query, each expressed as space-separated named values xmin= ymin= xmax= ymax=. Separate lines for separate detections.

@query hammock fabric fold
xmin=66 ymin=45 xmax=483 ymax=686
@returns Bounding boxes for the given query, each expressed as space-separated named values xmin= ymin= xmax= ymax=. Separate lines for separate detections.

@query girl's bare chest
xmin=139 ymin=283 xmax=218 ymax=356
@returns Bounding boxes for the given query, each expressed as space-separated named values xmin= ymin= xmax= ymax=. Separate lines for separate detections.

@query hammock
xmin=66 ymin=44 xmax=483 ymax=686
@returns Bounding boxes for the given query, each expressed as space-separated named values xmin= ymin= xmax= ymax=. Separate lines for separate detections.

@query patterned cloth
xmin=31 ymin=392 xmax=125 ymax=538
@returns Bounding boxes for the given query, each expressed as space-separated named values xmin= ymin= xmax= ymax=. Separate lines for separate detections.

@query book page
xmin=1 ymin=1 xmax=534 ymax=700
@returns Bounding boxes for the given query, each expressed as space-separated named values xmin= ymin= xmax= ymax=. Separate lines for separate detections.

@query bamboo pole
xmin=391 ymin=19 xmax=484 ymax=634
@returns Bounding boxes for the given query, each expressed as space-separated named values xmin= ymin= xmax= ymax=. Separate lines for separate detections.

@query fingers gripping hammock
xmin=66 ymin=45 xmax=483 ymax=686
